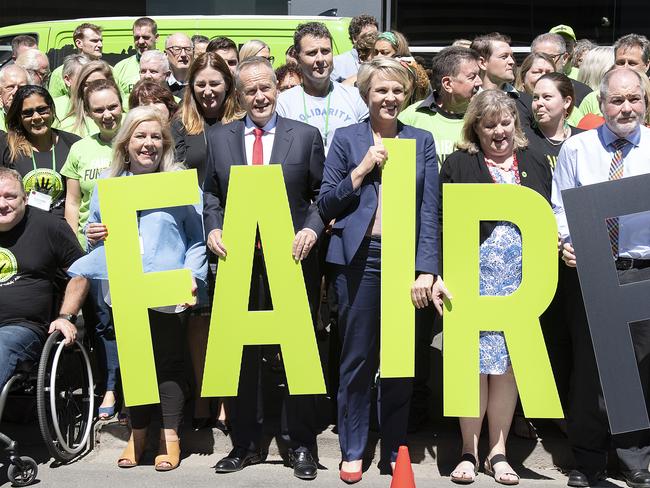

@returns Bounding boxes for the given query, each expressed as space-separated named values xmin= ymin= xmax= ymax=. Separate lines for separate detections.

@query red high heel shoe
xmin=339 ymin=462 xmax=363 ymax=484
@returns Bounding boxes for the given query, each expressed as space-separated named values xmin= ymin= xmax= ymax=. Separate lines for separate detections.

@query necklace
xmin=542 ymin=125 xmax=570 ymax=146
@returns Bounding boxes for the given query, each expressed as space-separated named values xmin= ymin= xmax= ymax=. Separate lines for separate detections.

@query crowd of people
xmin=1 ymin=12 xmax=650 ymax=488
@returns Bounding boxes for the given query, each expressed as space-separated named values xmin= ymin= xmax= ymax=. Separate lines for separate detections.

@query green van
xmin=0 ymin=15 xmax=352 ymax=69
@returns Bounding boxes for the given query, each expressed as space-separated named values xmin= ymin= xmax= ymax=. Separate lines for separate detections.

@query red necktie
xmin=252 ymin=128 xmax=264 ymax=165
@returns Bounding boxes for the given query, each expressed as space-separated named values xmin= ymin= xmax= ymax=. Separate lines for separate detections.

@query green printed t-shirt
xmin=399 ymin=99 xmax=464 ymax=168
xmin=53 ymin=95 xmax=71 ymax=123
xmin=567 ymin=66 xmax=580 ymax=81
xmin=113 ymin=55 xmax=140 ymax=99
xmin=579 ymin=90 xmax=602 ymax=117
xmin=57 ymin=112 xmax=99 ymax=138
xmin=48 ymin=65 xmax=68 ymax=98
xmin=61 ymin=133 xmax=112 ymax=248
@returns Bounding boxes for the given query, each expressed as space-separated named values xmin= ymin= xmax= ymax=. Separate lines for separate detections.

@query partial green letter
xmin=202 ymin=165 xmax=325 ymax=397
xmin=99 ymin=170 xmax=197 ymax=406
xmin=443 ymin=184 xmax=562 ymax=418
xmin=380 ymin=139 xmax=417 ymax=378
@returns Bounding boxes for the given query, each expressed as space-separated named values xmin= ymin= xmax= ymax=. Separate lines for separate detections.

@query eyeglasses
xmin=21 ymin=106 xmax=51 ymax=118
xmin=265 ymin=56 xmax=275 ymax=64
xmin=166 ymin=46 xmax=194 ymax=56
xmin=549 ymin=52 xmax=566 ymax=63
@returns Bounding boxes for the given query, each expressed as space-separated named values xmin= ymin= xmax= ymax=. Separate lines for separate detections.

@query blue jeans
xmin=0 ymin=324 xmax=43 ymax=392
xmin=90 ymin=280 xmax=119 ymax=391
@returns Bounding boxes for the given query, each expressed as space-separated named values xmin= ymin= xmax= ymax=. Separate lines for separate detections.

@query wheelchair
xmin=0 ymin=328 xmax=95 ymax=486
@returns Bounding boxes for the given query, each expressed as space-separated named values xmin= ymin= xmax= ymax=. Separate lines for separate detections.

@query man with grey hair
xmin=552 ymin=68 xmax=650 ymax=488
xmin=0 ymin=64 xmax=28 ymax=131
xmin=191 ymin=35 xmax=209 ymax=56
xmin=139 ymin=50 xmax=171 ymax=87
xmin=14 ymin=49 xmax=50 ymax=87
xmin=164 ymin=33 xmax=193 ymax=97
xmin=531 ymin=32 xmax=592 ymax=107
xmin=9 ymin=35 xmax=37 ymax=64
xmin=614 ymin=34 xmax=650 ymax=74
xmin=204 ymin=56 xmax=325 ymax=481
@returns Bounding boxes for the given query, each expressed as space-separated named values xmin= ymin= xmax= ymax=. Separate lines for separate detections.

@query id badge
xmin=27 ymin=190 xmax=52 ymax=211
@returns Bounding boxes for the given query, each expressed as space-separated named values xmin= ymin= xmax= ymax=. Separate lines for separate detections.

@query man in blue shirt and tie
xmin=552 ymin=67 xmax=650 ymax=488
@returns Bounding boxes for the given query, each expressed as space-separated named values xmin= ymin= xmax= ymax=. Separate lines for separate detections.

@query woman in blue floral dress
xmin=439 ymin=89 xmax=552 ymax=485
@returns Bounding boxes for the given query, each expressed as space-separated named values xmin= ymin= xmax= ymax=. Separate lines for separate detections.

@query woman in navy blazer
xmin=318 ymin=57 xmax=449 ymax=483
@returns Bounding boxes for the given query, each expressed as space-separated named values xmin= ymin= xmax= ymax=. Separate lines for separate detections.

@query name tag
xmin=27 ymin=190 xmax=52 ymax=211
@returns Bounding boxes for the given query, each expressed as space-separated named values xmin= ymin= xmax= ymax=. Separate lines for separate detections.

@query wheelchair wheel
xmin=36 ymin=330 xmax=95 ymax=463
xmin=7 ymin=456 xmax=38 ymax=486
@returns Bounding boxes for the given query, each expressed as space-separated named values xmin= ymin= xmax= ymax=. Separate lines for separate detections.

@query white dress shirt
xmin=244 ymin=114 xmax=277 ymax=165
xmin=552 ymin=123 xmax=650 ymax=259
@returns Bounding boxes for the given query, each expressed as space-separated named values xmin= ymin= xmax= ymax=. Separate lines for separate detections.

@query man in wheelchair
xmin=0 ymin=167 xmax=88 ymax=393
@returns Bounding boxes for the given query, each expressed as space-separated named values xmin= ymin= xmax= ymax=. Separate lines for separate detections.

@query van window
xmin=0 ymin=33 xmax=39 ymax=68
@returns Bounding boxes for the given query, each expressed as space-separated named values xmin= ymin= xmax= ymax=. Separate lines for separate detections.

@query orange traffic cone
xmin=390 ymin=445 xmax=415 ymax=488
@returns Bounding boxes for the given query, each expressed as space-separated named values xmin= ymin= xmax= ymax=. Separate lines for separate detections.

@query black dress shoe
xmin=290 ymin=449 xmax=318 ymax=480
xmin=215 ymin=448 xmax=264 ymax=473
xmin=623 ymin=469 xmax=650 ymax=488
xmin=567 ymin=470 xmax=591 ymax=487
xmin=567 ymin=470 xmax=604 ymax=487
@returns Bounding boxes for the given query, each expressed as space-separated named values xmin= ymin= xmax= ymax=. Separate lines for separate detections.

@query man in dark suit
xmin=203 ymin=56 xmax=326 ymax=481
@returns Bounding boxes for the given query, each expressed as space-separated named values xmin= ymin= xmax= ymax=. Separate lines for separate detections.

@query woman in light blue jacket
xmin=69 ymin=106 xmax=207 ymax=472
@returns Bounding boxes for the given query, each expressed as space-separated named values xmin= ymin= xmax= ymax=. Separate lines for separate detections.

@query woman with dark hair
xmin=171 ymin=52 xmax=239 ymax=186
xmin=171 ymin=51 xmax=239 ymax=433
xmin=526 ymin=72 xmax=584 ymax=171
xmin=129 ymin=80 xmax=179 ymax=120
xmin=2 ymin=85 xmax=80 ymax=218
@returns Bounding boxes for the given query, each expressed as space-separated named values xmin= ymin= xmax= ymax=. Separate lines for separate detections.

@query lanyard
xmin=30 ymin=140 xmax=56 ymax=173
xmin=302 ymin=83 xmax=332 ymax=146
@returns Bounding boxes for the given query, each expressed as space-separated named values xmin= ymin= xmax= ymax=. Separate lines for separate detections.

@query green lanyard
xmin=30 ymin=141 xmax=56 ymax=173
xmin=302 ymin=83 xmax=332 ymax=146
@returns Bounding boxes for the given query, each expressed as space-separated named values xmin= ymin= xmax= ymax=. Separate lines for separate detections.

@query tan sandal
xmin=154 ymin=439 xmax=180 ymax=472
xmin=451 ymin=452 xmax=478 ymax=484
xmin=484 ymin=454 xmax=519 ymax=485
xmin=117 ymin=432 xmax=146 ymax=468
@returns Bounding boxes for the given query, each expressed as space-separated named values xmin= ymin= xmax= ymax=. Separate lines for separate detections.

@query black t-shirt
xmin=2 ymin=129 xmax=80 ymax=218
xmin=524 ymin=124 xmax=585 ymax=172
xmin=571 ymin=79 xmax=592 ymax=107
xmin=171 ymin=117 xmax=220 ymax=187
xmin=0 ymin=207 xmax=84 ymax=340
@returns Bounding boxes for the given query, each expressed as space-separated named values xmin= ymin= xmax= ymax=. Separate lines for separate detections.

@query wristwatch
xmin=58 ymin=313 xmax=77 ymax=324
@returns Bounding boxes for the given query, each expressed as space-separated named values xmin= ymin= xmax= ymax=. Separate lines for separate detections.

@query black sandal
xmin=451 ymin=452 xmax=478 ymax=484
xmin=484 ymin=454 xmax=520 ymax=486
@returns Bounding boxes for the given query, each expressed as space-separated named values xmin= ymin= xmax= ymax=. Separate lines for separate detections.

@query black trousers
xmin=566 ymin=266 xmax=650 ymax=474
xmin=129 ymin=309 xmax=189 ymax=431
xmin=227 ymin=250 xmax=320 ymax=452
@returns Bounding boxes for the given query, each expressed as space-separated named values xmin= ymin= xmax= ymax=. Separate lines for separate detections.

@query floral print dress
xmin=478 ymin=163 xmax=522 ymax=375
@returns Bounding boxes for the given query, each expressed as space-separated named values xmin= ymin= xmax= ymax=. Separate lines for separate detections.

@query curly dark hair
xmin=293 ymin=22 xmax=332 ymax=53
xmin=348 ymin=14 xmax=378 ymax=42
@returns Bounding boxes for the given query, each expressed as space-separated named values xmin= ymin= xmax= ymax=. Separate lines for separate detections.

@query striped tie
xmin=606 ymin=138 xmax=628 ymax=257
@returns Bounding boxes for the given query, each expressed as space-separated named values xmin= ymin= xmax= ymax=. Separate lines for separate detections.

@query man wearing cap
xmin=550 ymin=25 xmax=580 ymax=80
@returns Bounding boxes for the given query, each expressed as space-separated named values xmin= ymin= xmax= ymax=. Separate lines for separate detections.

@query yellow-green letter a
xmin=202 ymin=165 xmax=325 ymax=397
